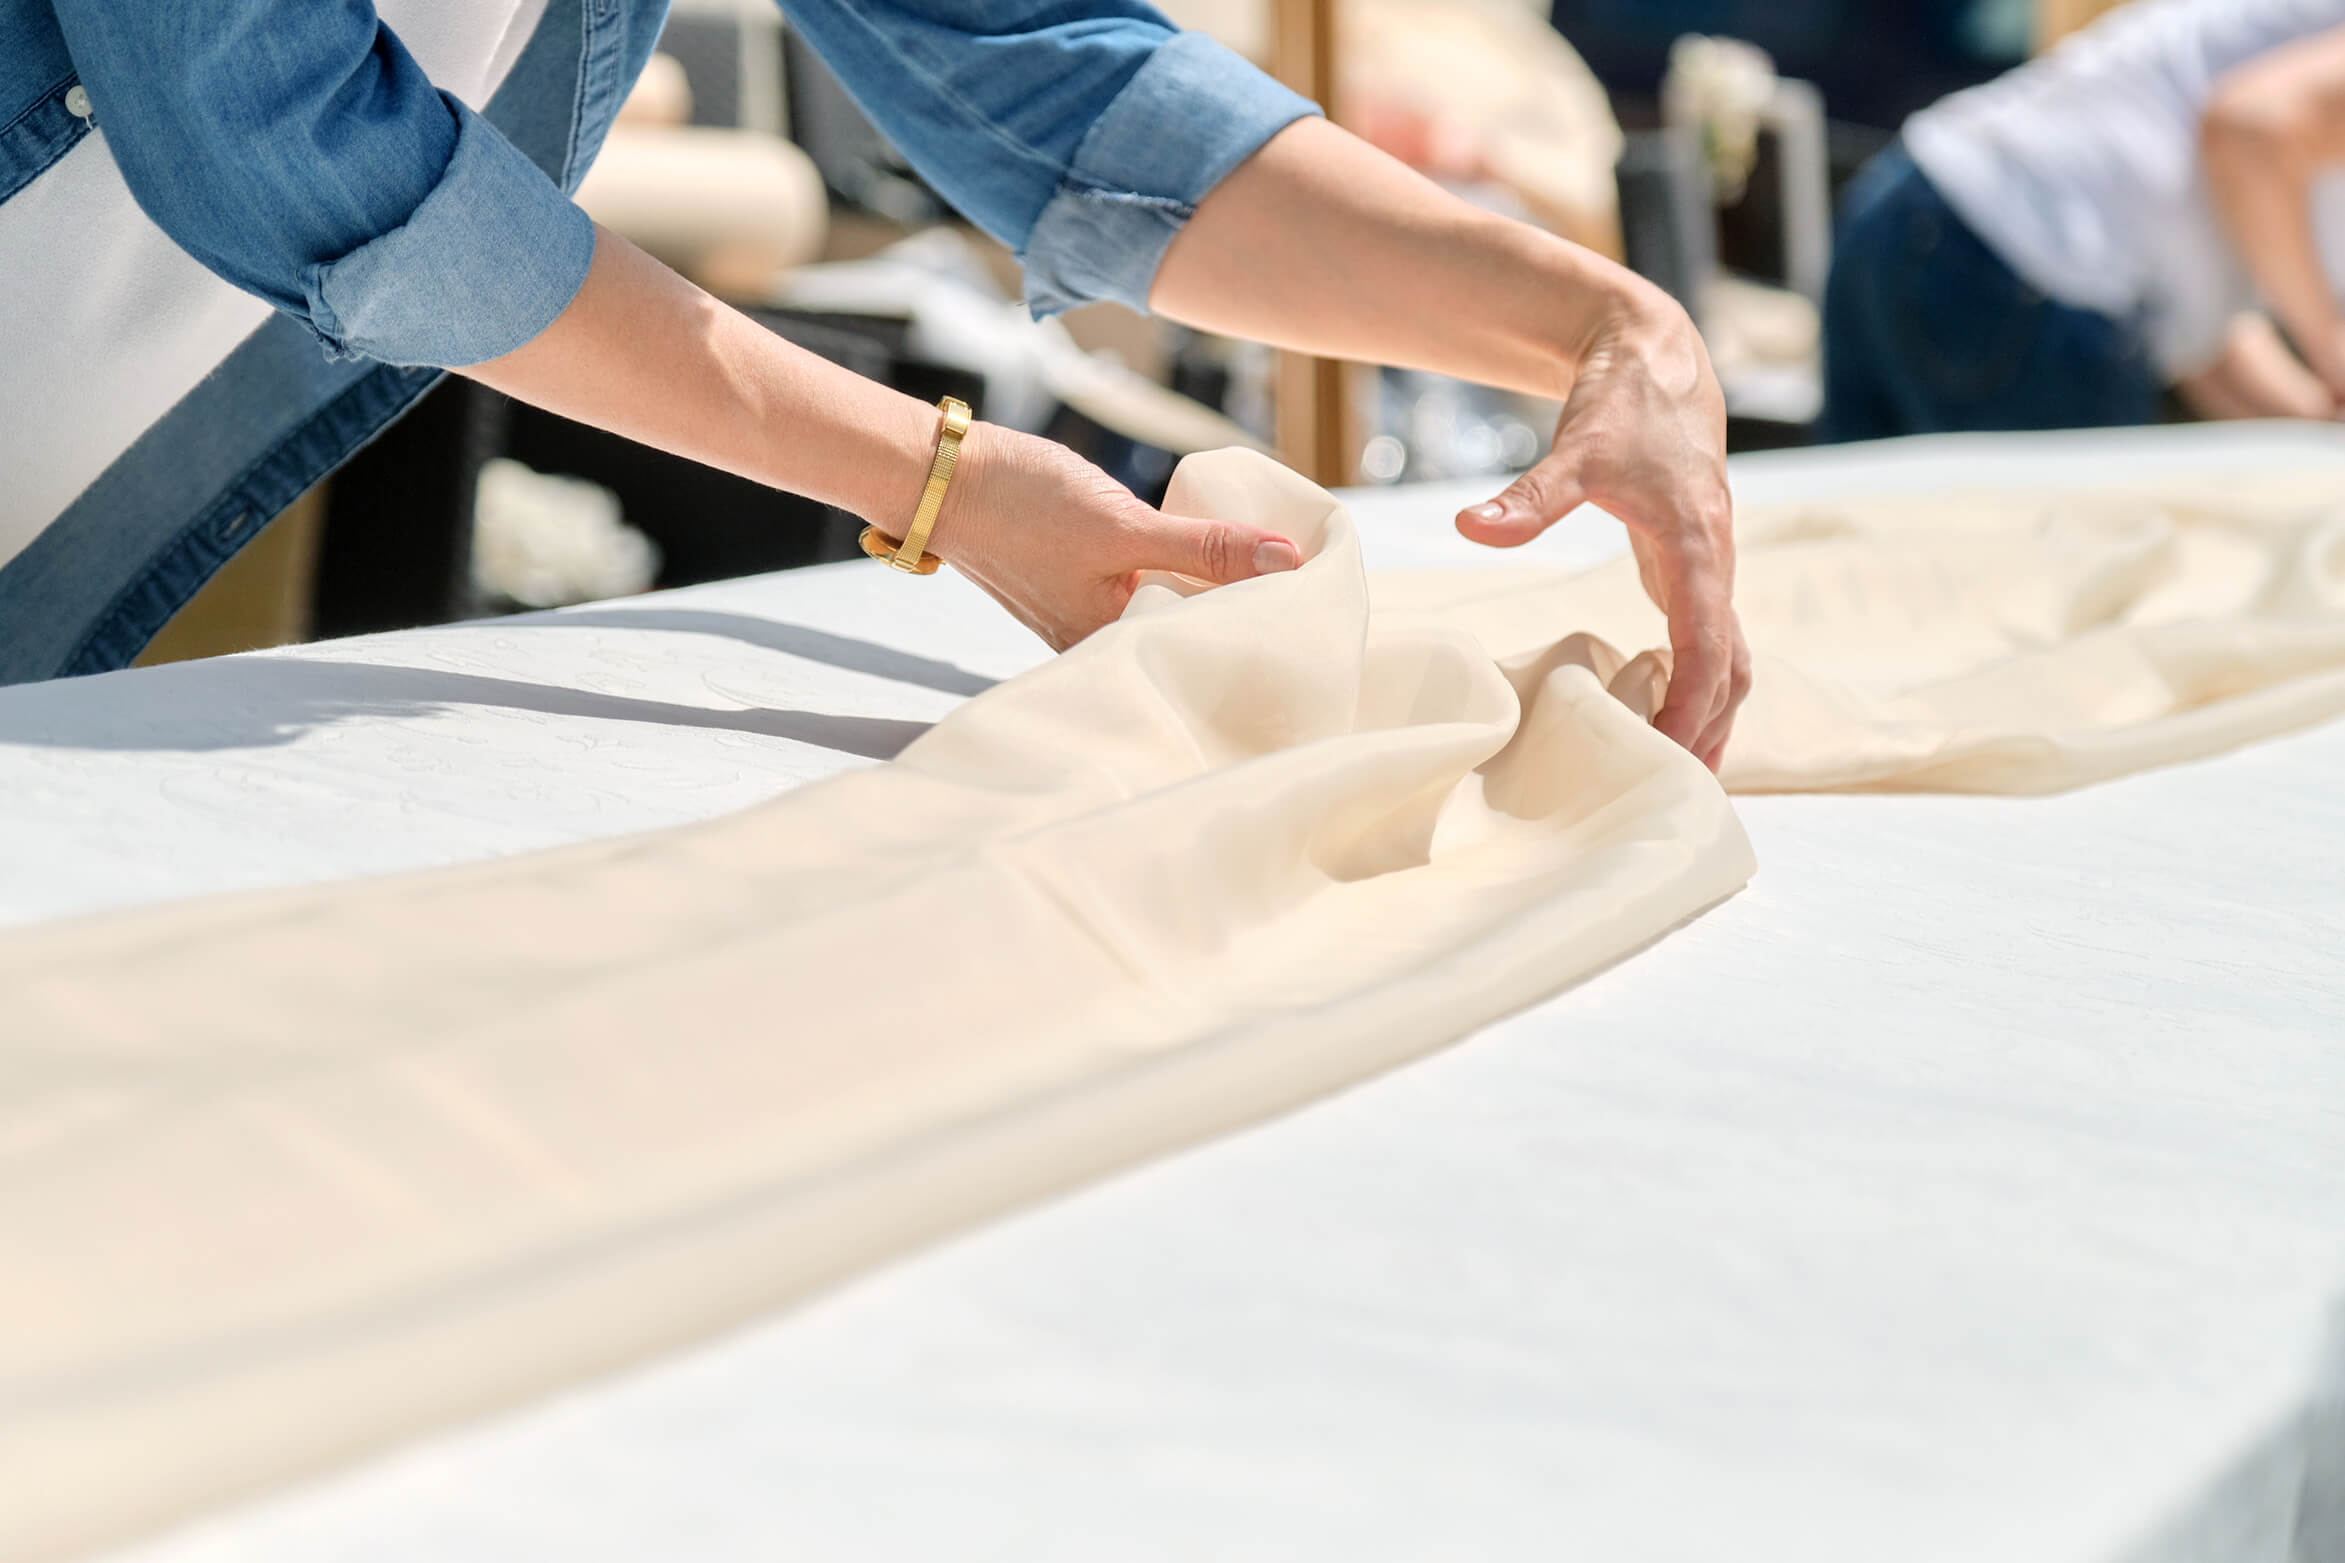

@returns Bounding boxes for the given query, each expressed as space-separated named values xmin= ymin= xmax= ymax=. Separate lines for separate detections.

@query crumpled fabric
xmin=0 ymin=450 xmax=1749 ymax=1562
xmin=1380 ymin=477 xmax=2345 ymax=795
xmin=9 ymin=452 xmax=2345 ymax=1560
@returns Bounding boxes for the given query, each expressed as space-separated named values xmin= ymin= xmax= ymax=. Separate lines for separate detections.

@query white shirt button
xmin=64 ymin=85 xmax=92 ymax=120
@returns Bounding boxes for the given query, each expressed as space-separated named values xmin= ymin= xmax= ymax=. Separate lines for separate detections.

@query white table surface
xmin=5 ymin=424 xmax=2340 ymax=1563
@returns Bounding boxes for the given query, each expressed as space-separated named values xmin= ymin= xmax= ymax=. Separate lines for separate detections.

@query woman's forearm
xmin=462 ymin=224 xmax=938 ymax=529
xmin=1150 ymin=116 xmax=1650 ymax=400
xmin=458 ymin=221 xmax=1308 ymax=655
xmin=2203 ymin=108 xmax=2337 ymax=377
xmin=2203 ymin=31 xmax=2345 ymax=386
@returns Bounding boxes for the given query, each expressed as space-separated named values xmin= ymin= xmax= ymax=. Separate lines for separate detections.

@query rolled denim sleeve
xmin=779 ymin=2 xmax=1319 ymax=316
xmin=49 ymin=0 xmax=591 ymax=367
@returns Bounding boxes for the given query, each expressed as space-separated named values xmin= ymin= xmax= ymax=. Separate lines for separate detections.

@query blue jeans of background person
xmin=1817 ymin=143 xmax=2163 ymax=443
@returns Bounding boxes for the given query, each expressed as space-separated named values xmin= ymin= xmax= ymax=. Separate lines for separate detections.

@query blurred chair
xmin=651 ymin=0 xmax=786 ymax=134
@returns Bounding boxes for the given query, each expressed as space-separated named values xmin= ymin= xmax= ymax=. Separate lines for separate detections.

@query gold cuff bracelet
xmin=858 ymin=395 xmax=973 ymax=576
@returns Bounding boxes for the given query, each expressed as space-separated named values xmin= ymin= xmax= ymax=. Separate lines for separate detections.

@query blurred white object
xmin=1764 ymin=76 xmax=1831 ymax=309
xmin=1367 ymin=368 xmax=1549 ymax=485
xmin=1649 ymin=35 xmax=1830 ymax=422
xmin=1662 ymin=35 xmax=1778 ymax=202
xmin=472 ymin=459 xmax=661 ymax=610
xmin=1660 ymin=38 xmax=1830 ymax=308
xmin=776 ymin=230 xmax=1266 ymax=455
xmin=614 ymin=51 xmax=693 ymax=127
xmin=576 ymin=125 xmax=827 ymax=297
xmin=777 ymin=229 xmax=1054 ymax=433
xmin=1703 ymin=274 xmax=1824 ymax=423
xmin=1704 ymin=274 xmax=1819 ymax=365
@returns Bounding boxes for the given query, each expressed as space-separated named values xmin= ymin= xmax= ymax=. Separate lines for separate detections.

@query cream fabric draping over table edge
xmin=8 ymin=451 xmax=2345 ymax=1561
xmin=0 ymin=452 xmax=1752 ymax=1562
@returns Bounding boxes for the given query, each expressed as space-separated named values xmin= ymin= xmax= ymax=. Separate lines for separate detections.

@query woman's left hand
xmin=1455 ymin=288 xmax=1753 ymax=771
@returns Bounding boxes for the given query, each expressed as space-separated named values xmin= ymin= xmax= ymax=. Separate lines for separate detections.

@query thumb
xmin=1142 ymin=514 xmax=1302 ymax=586
xmin=1456 ymin=452 xmax=1588 ymax=548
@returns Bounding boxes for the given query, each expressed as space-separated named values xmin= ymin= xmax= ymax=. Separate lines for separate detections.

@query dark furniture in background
xmin=310 ymin=375 xmax=505 ymax=639
xmin=1551 ymin=0 xmax=2024 ymax=129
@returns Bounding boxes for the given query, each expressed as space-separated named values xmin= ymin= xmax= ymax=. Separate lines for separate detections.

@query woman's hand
xmin=2203 ymin=28 xmax=2345 ymax=400
xmin=1153 ymin=116 xmax=1753 ymax=769
xmin=1456 ymin=289 xmax=1751 ymax=769
xmin=929 ymin=424 xmax=1302 ymax=651
xmin=2174 ymin=313 xmax=2339 ymax=421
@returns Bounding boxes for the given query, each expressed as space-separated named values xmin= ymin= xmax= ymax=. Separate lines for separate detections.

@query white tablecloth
xmin=6 ymin=424 xmax=2340 ymax=1563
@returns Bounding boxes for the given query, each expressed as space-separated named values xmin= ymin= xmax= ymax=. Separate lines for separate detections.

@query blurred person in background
xmin=2 ymin=1 xmax=1750 ymax=764
xmin=1820 ymin=0 xmax=2345 ymax=441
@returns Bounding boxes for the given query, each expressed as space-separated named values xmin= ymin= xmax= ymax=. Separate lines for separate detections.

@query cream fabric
xmin=0 ymin=452 xmax=1752 ymax=1563
xmin=1382 ymin=476 xmax=2345 ymax=793
xmin=10 ymin=454 xmax=2345 ymax=1560
xmin=574 ymin=127 xmax=828 ymax=297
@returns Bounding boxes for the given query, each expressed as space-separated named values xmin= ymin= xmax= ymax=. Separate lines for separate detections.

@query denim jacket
xmin=0 ymin=0 xmax=1314 ymax=683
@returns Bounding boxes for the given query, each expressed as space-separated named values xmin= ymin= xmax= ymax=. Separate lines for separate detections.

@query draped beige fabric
xmin=1381 ymin=476 xmax=2345 ymax=793
xmin=0 ymin=452 xmax=1751 ymax=1562
xmin=7 ymin=452 xmax=2345 ymax=1561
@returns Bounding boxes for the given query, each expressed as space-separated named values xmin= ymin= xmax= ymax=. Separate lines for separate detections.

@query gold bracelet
xmin=858 ymin=396 xmax=973 ymax=576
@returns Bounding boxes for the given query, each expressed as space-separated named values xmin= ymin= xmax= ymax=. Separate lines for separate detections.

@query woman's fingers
xmin=1690 ymin=630 xmax=1754 ymax=774
xmin=1461 ymin=437 xmax=1748 ymax=768
xmin=1456 ymin=454 xmax=1587 ymax=547
xmin=1138 ymin=514 xmax=1302 ymax=585
xmin=1622 ymin=500 xmax=1743 ymax=762
xmin=1655 ymin=584 xmax=1736 ymax=753
xmin=932 ymin=429 xmax=1307 ymax=647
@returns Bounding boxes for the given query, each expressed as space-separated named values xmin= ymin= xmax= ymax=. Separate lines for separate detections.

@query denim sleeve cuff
xmin=302 ymin=97 xmax=595 ymax=368
xmin=1019 ymin=32 xmax=1319 ymax=319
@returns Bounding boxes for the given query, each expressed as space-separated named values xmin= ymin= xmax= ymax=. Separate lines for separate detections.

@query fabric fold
xmin=1376 ymin=479 xmax=2345 ymax=794
xmin=19 ymin=457 xmax=2345 ymax=1559
xmin=0 ymin=450 xmax=1752 ymax=1563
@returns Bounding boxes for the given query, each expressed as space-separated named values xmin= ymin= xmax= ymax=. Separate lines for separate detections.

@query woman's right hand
xmin=464 ymin=229 xmax=1299 ymax=653
xmin=923 ymin=424 xmax=1301 ymax=651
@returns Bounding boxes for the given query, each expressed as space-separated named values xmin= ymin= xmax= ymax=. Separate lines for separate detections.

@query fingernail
xmin=1464 ymin=502 xmax=1505 ymax=523
xmin=1253 ymin=539 xmax=1301 ymax=574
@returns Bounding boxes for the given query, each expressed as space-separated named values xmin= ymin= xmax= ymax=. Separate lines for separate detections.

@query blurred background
xmin=142 ymin=0 xmax=2123 ymax=666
